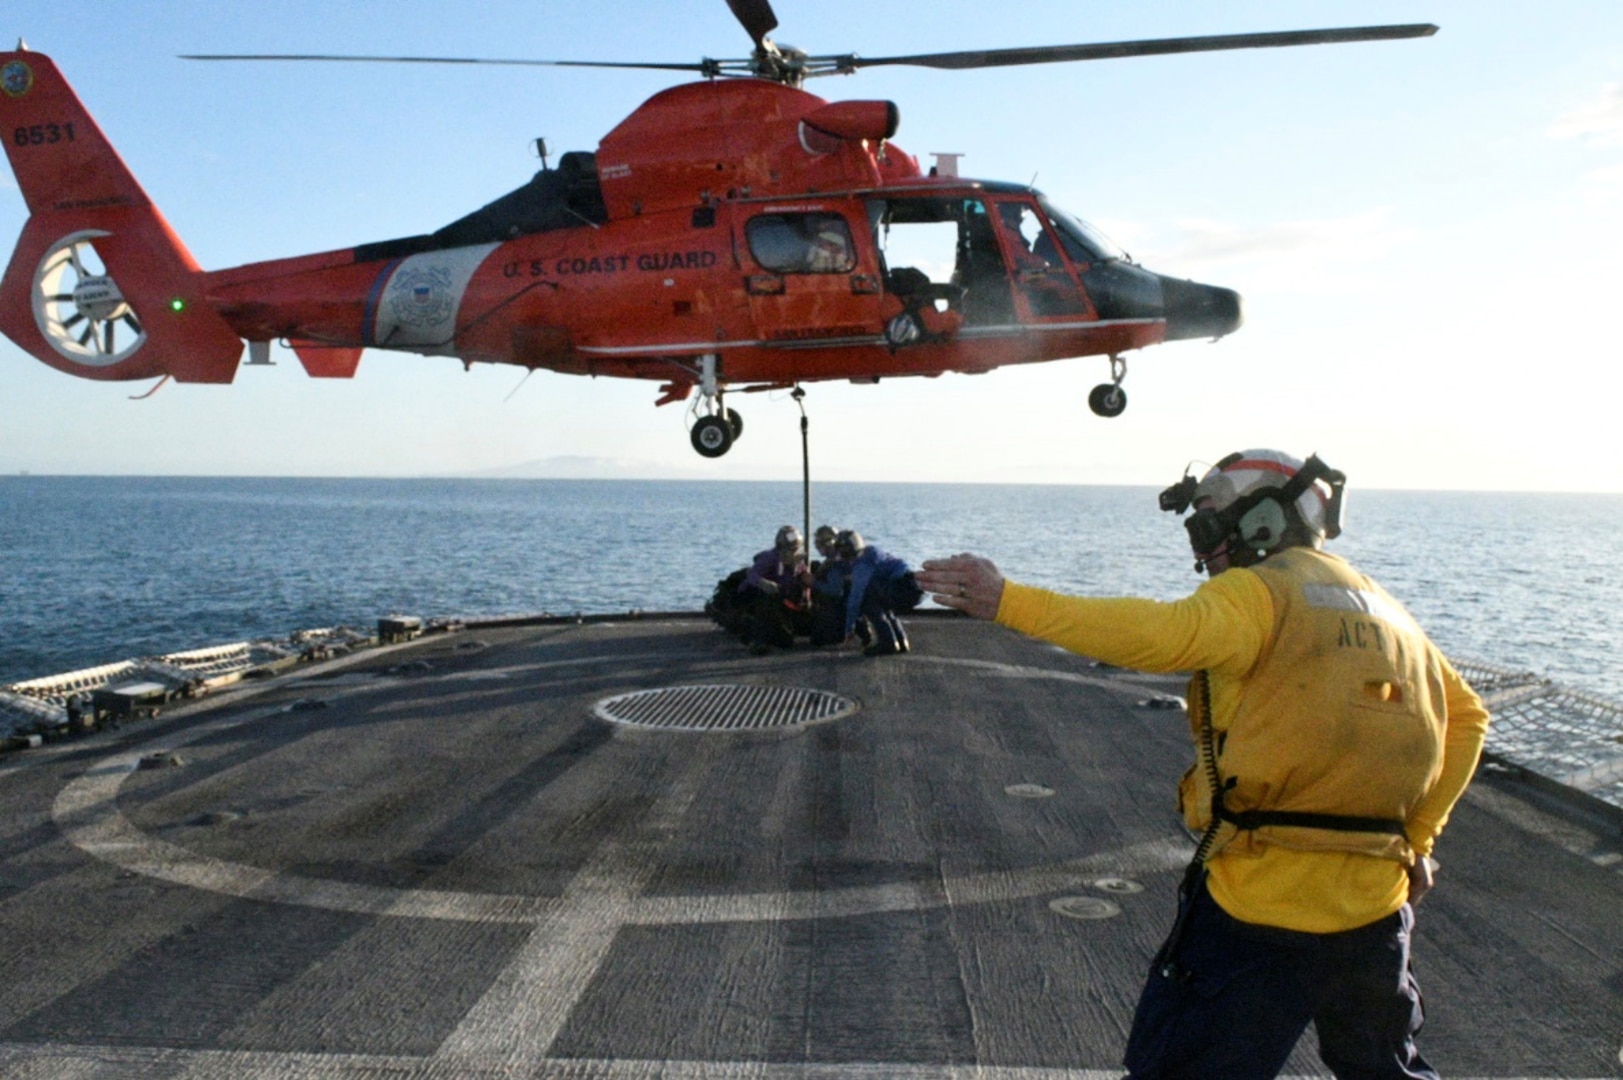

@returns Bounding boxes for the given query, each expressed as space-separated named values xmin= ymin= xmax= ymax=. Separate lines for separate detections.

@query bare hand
xmin=1407 ymin=855 xmax=1437 ymax=906
xmin=916 ymin=554 xmax=1005 ymax=621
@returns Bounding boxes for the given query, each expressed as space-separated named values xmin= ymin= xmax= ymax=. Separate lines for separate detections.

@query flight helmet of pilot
xmin=1163 ymin=449 xmax=1344 ymax=572
xmin=813 ymin=525 xmax=839 ymax=558
xmin=833 ymin=529 xmax=866 ymax=560
xmin=809 ymin=224 xmax=848 ymax=270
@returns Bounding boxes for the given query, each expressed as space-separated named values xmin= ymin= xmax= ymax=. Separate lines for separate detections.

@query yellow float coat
xmin=996 ymin=548 xmax=1490 ymax=933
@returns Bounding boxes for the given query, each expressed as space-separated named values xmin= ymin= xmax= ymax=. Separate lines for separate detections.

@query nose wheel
xmin=1088 ymin=354 xmax=1128 ymax=418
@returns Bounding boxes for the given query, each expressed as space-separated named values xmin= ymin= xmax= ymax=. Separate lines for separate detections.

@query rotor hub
xmin=72 ymin=275 xmax=130 ymax=322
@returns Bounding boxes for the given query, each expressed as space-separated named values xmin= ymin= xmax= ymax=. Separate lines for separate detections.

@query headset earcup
xmin=1237 ymin=498 xmax=1289 ymax=549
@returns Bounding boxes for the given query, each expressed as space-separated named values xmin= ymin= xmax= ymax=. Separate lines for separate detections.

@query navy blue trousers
xmin=1124 ymin=879 xmax=1436 ymax=1080
xmin=857 ymin=572 xmax=923 ymax=621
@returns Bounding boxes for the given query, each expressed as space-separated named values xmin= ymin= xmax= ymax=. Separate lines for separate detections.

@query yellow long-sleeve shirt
xmin=996 ymin=555 xmax=1490 ymax=933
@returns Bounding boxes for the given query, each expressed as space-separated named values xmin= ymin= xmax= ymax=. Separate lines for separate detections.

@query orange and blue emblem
xmin=1 ymin=60 xmax=34 ymax=98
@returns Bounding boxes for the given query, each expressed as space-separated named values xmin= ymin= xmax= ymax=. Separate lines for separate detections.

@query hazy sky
xmin=3 ymin=1 xmax=1621 ymax=490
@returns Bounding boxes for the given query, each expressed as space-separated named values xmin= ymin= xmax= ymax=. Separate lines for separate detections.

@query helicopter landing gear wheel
xmin=1088 ymin=353 xmax=1129 ymax=418
xmin=691 ymin=414 xmax=735 ymax=458
xmin=1088 ymin=383 xmax=1127 ymax=418
xmin=32 ymin=230 xmax=148 ymax=367
xmin=687 ymin=353 xmax=744 ymax=458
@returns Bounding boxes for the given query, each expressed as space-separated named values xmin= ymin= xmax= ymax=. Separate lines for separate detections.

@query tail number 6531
xmin=12 ymin=121 xmax=76 ymax=147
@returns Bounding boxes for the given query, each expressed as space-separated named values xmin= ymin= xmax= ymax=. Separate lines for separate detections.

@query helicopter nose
xmin=1158 ymin=275 xmax=1243 ymax=341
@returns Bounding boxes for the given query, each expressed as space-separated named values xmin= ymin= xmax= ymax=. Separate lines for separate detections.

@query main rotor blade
xmin=181 ymin=22 xmax=1437 ymax=85
xmin=726 ymin=0 xmax=779 ymax=49
xmin=843 ymin=24 xmax=1438 ymax=73
xmin=180 ymin=53 xmax=713 ymax=74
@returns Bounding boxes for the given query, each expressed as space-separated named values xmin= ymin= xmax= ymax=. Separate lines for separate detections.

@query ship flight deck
xmin=0 ymin=615 xmax=1619 ymax=1077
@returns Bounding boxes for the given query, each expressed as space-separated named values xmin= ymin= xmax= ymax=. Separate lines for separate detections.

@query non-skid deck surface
xmin=1 ymin=616 xmax=1619 ymax=1077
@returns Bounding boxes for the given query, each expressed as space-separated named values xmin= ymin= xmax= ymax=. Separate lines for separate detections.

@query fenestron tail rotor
xmin=180 ymin=5 xmax=1436 ymax=88
xmin=32 ymin=231 xmax=148 ymax=367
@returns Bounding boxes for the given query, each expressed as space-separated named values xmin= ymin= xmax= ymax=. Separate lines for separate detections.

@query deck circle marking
xmin=907 ymin=654 xmax=1170 ymax=697
xmin=42 ymin=650 xmax=1192 ymax=1073
xmin=1005 ymin=783 xmax=1055 ymax=799
xmin=53 ymin=652 xmax=1189 ymax=928
xmin=53 ymin=724 xmax=1187 ymax=926
xmin=1090 ymin=877 xmax=1144 ymax=894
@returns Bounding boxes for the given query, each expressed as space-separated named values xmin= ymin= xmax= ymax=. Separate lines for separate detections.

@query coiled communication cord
xmin=1157 ymin=669 xmax=1233 ymax=979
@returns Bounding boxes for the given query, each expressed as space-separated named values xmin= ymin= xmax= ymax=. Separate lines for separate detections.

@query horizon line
xmin=2 ymin=472 xmax=1620 ymax=496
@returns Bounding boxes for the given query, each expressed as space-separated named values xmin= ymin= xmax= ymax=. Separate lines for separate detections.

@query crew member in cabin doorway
xmin=917 ymin=450 xmax=1490 ymax=1079
xmin=837 ymin=529 xmax=923 ymax=657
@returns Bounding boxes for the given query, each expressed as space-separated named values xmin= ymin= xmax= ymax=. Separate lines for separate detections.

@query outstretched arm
xmin=923 ymin=553 xmax=1270 ymax=677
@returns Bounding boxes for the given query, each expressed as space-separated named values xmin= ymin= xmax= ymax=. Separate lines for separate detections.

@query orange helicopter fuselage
xmin=2 ymin=47 xmax=1240 ymax=458
xmin=200 ymin=78 xmax=1180 ymax=396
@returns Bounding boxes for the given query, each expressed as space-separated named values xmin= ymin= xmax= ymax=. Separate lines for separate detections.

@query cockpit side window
xmin=746 ymin=213 xmax=856 ymax=274
xmin=1038 ymin=197 xmax=1130 ymax=264
xmin=993 ymin=198 xmax=1089 ymax=318
xmin=997 ymin=202 xmax=1060 ymax=266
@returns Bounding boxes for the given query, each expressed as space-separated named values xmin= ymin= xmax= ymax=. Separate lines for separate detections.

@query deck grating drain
xmin=593 ymin=684 xmax=859 ymax=732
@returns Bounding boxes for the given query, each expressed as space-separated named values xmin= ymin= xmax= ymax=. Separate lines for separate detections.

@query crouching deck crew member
xmin=837 ymin=529 xmax=923 ymax=657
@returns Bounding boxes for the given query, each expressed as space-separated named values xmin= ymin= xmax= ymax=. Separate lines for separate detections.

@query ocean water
xmin=1 ymin=477 xmax=1619 ymax=703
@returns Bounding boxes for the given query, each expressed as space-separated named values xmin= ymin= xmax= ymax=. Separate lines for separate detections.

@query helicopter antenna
xmin=129 ymin=375 xmax=171 ymax=400
xmin=564 ymin=206 xmax=603 ymax=231
xmin=504 ymin=368 xmax=536 ymax=402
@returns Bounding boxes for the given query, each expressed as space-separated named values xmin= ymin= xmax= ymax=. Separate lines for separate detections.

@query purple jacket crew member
xmin=736 ymin=525 xmax=808 ymax=651
xmin=743 ymin=545 xmax=806 ymax=598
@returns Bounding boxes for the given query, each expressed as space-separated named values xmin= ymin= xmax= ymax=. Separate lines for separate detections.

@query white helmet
xmin=1162 ymin=450 xmax=1345 ymax=568
xmin=1194 ymin=450 xmax=1330 ymax=543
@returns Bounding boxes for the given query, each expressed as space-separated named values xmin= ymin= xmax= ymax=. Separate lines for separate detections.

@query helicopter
xmin=0 ymin=3 xmax=1435 ymax=457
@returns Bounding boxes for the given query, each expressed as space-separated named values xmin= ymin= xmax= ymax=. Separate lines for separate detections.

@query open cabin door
xmin=868 ymin=194 xmax=1090 ymax=328
xmin=868 ymin=195 xmax=1010 ymax=327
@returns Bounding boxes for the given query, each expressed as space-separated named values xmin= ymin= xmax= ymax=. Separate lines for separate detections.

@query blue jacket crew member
xmin=917 ymin=450 xmax=1490 ymax=1079
xmin=837 ymin=529 xmax=923 ymax=657
xmin=804 ymin=524 xmax=851 ymax=646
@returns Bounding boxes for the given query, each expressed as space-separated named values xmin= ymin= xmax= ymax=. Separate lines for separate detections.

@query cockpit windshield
xmin=1038 ymin=197 xmax=1130 ymax=264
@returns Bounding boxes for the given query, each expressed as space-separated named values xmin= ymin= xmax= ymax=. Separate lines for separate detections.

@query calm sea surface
xmin=1 ymin=477 xmax=1619 ymax=702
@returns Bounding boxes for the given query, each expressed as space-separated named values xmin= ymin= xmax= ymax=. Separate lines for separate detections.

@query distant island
xmin=459 ymin=456 xmax=711 ymax=481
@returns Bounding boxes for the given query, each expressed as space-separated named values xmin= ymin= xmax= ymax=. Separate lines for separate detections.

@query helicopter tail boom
xmin=0 ymin=49 xmax=243 ymax=383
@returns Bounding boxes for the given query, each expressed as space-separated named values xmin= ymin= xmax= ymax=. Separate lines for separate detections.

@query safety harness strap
xmin=1218 ymin=807 xmax=1408 ymax=836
